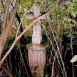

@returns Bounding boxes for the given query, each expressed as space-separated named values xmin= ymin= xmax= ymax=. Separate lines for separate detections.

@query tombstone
xmin=26 ymin=2 xmax=46 ymax=77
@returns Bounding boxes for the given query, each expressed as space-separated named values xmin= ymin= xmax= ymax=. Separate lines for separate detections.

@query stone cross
xmin=25 ymin=2 xmax=42 ymax=44
xmin=26 ymin=2 xmax=46 ymax=77
xmin=32 ymin=2 xmax=42 ymax=44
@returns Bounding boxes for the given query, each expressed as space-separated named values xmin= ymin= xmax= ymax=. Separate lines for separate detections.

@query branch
xmin=2 ymin=67 xmax=12 ymax=77
xmin=39 ymin=0 xmax=68 ymax=20
xmin=0 ymin=0 xmax=68 ymax=67
xmin=0 ymin=0 xmax=20 ymax=58
xmin=6 ymin=0 xmax=20 ymax=34
xmin=2 ymin=0 xmax=10 ymax=30
xmin=0 ymin=0 xmax=11 ymax=58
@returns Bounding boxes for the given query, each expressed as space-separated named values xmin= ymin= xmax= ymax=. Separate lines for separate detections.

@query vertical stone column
xmin=32 ymin=2 xmax=42 ymax=44
xmin=26 ymin=2 xmax=46 ymax=77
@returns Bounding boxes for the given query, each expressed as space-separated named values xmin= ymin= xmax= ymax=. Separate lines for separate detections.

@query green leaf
xmin=71 ymin=12 xmax=76 ymax=17
xmin=49 ymin=62 xmax=52 ymax=65
xmin=21 ymin=0 xmax=26 ymax=4
xmin=74 ymin=65 xmax=77 ymax=66
xmin=70 ymin=55 xmax=77 ymax=63
xmin=45 ymin=74 xmax=49 ymax=77
xmin=72 ymin=0 xmax=77 ymax=3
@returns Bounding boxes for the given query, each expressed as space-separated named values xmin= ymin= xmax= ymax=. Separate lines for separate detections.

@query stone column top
xmin=26 ymin=43 xmax=47 ymax=51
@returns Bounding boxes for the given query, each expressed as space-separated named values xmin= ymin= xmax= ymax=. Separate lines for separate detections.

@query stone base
xmin=26 ymin=44 xmax=46 ymax=77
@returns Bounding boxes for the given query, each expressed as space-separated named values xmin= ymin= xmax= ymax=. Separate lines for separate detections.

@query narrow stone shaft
xmin=32 ymin=2 xmax=42 ymax=44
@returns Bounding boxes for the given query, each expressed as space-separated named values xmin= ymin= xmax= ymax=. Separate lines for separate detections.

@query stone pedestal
xmin=26 ymin=44 xmax=46 ymax=77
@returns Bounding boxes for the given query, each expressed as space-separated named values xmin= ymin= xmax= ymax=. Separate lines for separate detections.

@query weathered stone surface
xmin=26 ymin=43 xmax=46 ymax=50
xmin=32 ymin=2 xmax=42 ymax=44
xmin=26 ymin=44 xmax=46 ymax=77
xmin=26 ymin=2 xmax=46 ymax=77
